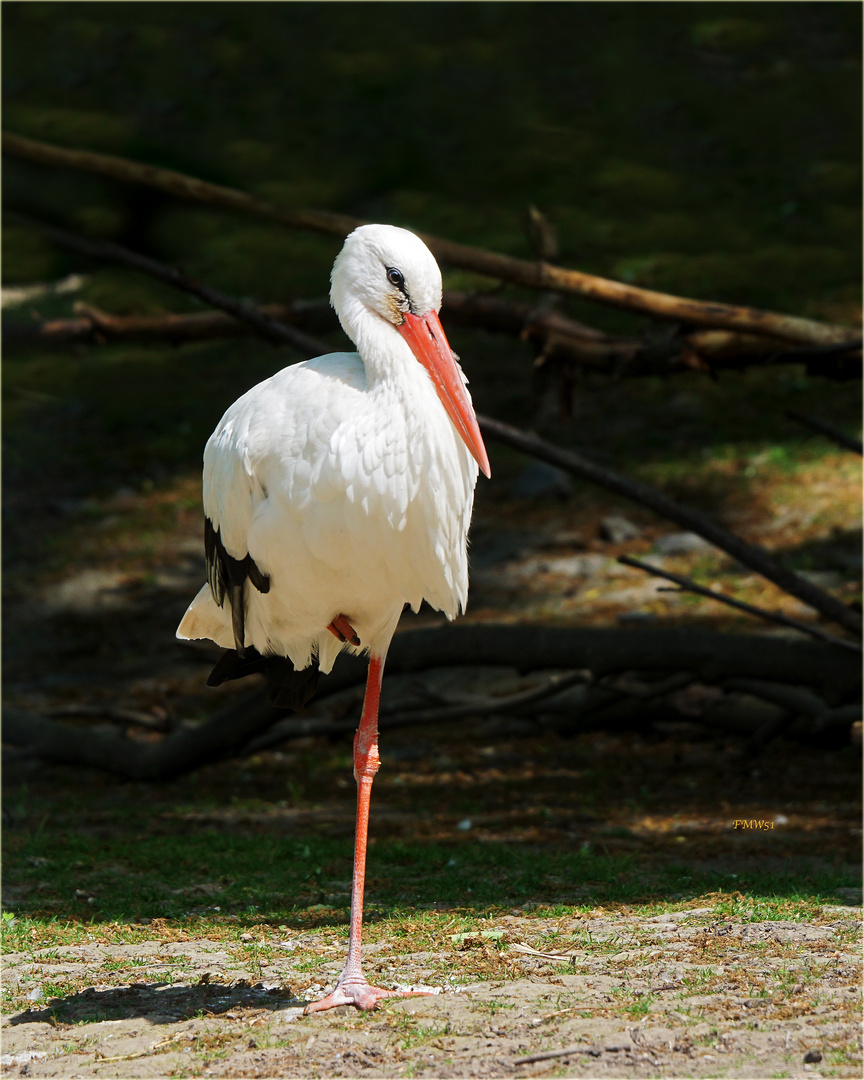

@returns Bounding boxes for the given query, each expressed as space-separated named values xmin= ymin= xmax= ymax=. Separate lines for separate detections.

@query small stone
xmin=600 ymin=515 xmax=642 ymax=543
xmin=240 ymin=932 xmax=254 ymax=942
xmin=542 ymin=553 xmax=610 ymax=577
xmin=653 ymin=532 xmax=716 ymax=555
xmin=803 ymin=1049 xmax=823 ymax=1064
xmin=617 ymin=611 xmax=657 ymax=623
xmin=798 ymin=570 xmax=846 ymax=589
xmin=0 ymin=1052 xmax=47 ymax=1067
xmin=511 ymin=462 xmax=573 ymax=500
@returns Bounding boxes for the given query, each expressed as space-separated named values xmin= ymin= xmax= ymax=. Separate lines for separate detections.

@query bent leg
xmin=327 ymin=613 xmax=361 ymax=647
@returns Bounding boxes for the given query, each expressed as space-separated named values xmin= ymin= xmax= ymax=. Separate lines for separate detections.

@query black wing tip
xmin=206 ymin=647 xmax=320 ymax=712
xmin=204 ymin=517 xmax=272 ymax=652
xmin=204 ymin=518 xmax=272 ymax=599
xmin=206 ymin=645 xmax=266 ymax=686
xmin=247 ymin=561 xmax=271 ymax=594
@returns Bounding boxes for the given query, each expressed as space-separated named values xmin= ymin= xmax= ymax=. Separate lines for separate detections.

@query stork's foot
xmin=303 ymin=972 xmax=433 ymax=1014
xmin=327 ymin=614 xmax=360 ymax=647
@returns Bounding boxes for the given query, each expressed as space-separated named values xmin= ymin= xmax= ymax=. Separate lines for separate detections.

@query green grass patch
xmin=4 ymin=794 xmax=858 ymax=959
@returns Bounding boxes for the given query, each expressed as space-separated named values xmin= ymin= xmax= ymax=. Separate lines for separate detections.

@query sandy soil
xmin=2 ymin=906 xmax=861 ymax=1078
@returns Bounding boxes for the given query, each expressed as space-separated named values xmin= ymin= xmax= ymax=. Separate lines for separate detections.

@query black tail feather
xmin=207 ymin=647 xmax=320 ymax=711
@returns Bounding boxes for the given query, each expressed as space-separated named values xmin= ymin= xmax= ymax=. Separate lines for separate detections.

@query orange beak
xmin=398 ymin=310 xmax=491 ymax=478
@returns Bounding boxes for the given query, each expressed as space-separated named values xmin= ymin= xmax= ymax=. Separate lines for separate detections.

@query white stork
xmin=177 ymin=223 xmax=490 ymax=1012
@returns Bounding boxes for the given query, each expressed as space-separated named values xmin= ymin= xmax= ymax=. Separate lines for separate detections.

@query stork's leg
xmin=303 ymin=655 xmax=433 ymax=1013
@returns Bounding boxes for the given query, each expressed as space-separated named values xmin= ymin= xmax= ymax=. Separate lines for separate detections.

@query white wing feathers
xmin=177 ymin=351 xmax=477 ymax=673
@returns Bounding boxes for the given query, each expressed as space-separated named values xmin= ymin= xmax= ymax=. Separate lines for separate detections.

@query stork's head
xmin=331 ymin=224 xmax=490 ymax=478
xmin=331 ymin=223 xmax=442 ymax=329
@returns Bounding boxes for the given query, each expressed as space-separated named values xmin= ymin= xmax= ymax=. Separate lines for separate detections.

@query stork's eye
xmin=386 ymin=267 xmax=405 ymax=290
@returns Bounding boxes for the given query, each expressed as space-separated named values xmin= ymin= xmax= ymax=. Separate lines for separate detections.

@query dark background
xmin=3 ymin=1 xmax=861 ymax=510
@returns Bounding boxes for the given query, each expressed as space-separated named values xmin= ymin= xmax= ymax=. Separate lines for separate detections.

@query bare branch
xmin=594 ymin=671 xmax=696 ymax=702
xmin=720 ymin=677 xmax=829 ymax=719
xmin=479 ymin=415 xmax=862 ymax=637
xmin=785 ymin=410 xmax=863 ymax=455
xmin=717 ymin=677 xmax=859 ymax=752
xmin=43 ymin=703 xmax=170 ymax=732
xmin=719 ymin=678 xmax=861 ymax=736
xmin=525 ymin=671 xmax=699 ymax=737
xmin=4 ymin=211 xmax=331 ymax=357
xmin=3 ymin=299 xmax=335 ymax=350
xmin=243 ymin=669 xmax=591 ymax=753
xmin=1 ymin=130 xmax=359 ymax=241
xmin=618 ymin=554 xmax=860 ymax=652
xmin=811 ymin=702 xmax=863 ymax=733
xmin=685 ymin=330 xmax=862 ymax=379
xmin=4 ymin=130 xmax=858 ymax=347
xmin=514 ymin=1044 xmax=604 ymax=1066
xmin=7 ymin=292 xmax=860 ymax=382
xmin=525 ymin=204 xmax=560 ymax=264
xmin=379 ymin=625 xmax=861 ymax=697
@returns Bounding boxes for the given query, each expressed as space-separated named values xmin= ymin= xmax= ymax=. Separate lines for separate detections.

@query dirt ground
xmin=2 ymin=903 xmax=861 ymax=1079
xmin=3 ymin=465 xmax=863 ymax=1078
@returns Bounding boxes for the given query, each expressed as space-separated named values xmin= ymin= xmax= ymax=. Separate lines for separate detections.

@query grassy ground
xmin=3 ymin=727 xmax=861 ymax=1076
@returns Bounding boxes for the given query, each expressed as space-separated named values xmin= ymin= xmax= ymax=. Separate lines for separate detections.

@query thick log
xmin=3 ymin=625 xmax=859 ymax=780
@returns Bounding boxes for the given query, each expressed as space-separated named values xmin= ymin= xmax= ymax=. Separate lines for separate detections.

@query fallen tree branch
xmin=4 ymin=130 xmax=858 ymax=347
xmin=699 ymin=677 xmax=861 ymax=750
xmin=443 ymin=294 xmax=861 ymax=379
xmin=4 ymin=625 xmax=859 ymax=779
xmin=593 ymin=670 xmax=696 ymax=702
xmin=721 ymin=677 xmax=861 ymax=737
xmin=720 ymin=677 xmax=829 ymax=720
xmin=3 ymin=211 xmax=329 ymax=357
xmin=618 ymin=555 xmax=860 ymax=652
xmin=524 ymin=671 xmax=699 ymax=738
xmin=811 ymin=702 xmax=863 ymax=733
xmin=479 ymin=415 xmax=862 ymax=637
xmin=243 ymin=669 xmax=592 ymax=754
xmin=683 ymin=330 xmax=861 ymax=380
xmin=2 ymin=299 xmax=337 ymax=349
xmin=513 ymin=1044 xmax=604 ymax=1065
xmin=785 ymin=410 xmax=863 ymax=455
xmin=6 ymin=293 xmax=860 ymax=381
xmin=43 ymin=703 xmax=171 ymax=732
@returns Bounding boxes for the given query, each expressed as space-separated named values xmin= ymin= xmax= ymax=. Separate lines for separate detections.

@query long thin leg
xmin=304 ymin=654 xmax=432 ymax=1013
